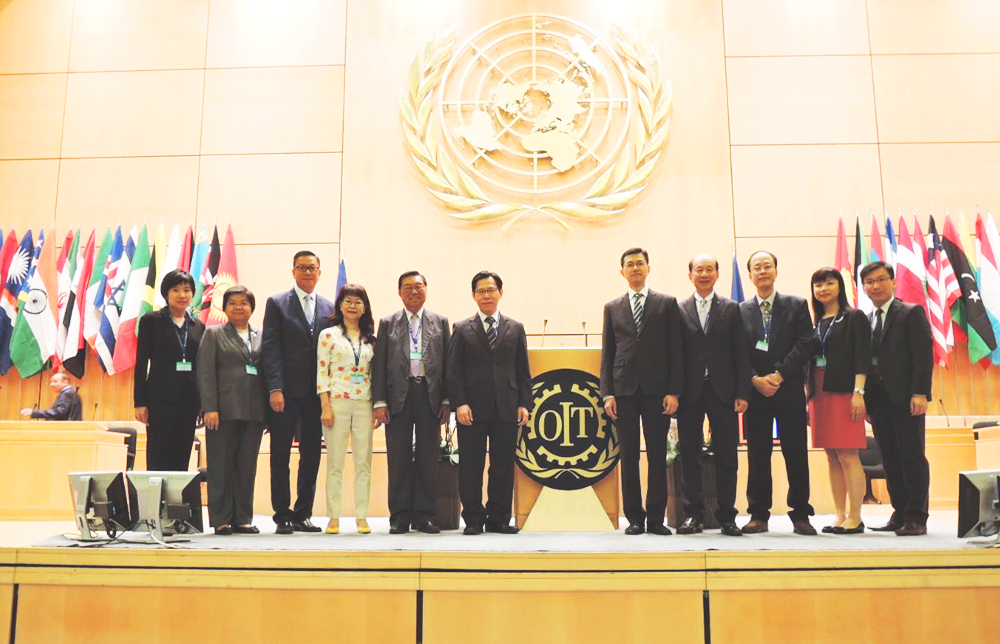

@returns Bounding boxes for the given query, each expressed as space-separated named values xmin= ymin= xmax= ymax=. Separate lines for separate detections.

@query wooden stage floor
xmin=2 ymin=509 xmax=999 ymax=644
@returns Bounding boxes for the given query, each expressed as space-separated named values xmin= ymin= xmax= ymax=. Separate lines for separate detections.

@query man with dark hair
xmin=601 ymin=248 xmax=683 ymax=535
xmin=260 ymin=250 xmax=336 ymax=534
xmin=372 ymin=271 xmax=451 ymax=534
xmin=739 ymin=251 xmax=816 ymax=535
xmin=676 ymin=254 xmax=749 ymax=536
xmin=21 ymin=372 xmax=82 ymax=420
xmin=446 ymin=270 xmax=530 ymax=535
xmin=861 ymin=261 xmax=933 ymax=536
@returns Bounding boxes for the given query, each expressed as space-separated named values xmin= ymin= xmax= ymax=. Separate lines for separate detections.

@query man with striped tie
xmin=601 ymin=248 xmax=684 ymax=535
xmin=447 ymin=271 xmax=531 ymax=535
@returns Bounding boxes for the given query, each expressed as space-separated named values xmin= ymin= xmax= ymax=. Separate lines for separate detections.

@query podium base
xmin=521 ymin=486 xmax=616 ymax=532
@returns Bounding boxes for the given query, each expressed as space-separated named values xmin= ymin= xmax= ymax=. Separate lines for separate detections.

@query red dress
xmin=809 ymin=368 xmax=866 ymax=449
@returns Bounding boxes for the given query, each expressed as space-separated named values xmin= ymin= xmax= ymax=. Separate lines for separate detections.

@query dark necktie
xmin=632 ymin=292 xmax=644 ymax=329
xmin=485 ymin=316 xmax=497 ymax=350
xmin=873 ymin=308 xmax=884 ymax=346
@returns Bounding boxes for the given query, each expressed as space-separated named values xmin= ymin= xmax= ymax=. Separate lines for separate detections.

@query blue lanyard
xmin=762 ymin=312 xmax=771 ymax=342
xmin=172 ymin=316 xmax=189 ymax=361
xmin=408 ymin=314 xmax=421 ymax=351
xmin=344 ymin=328 xmax=362 ymax=367
xmin=816 ymin=314 xmax=841 ymax=356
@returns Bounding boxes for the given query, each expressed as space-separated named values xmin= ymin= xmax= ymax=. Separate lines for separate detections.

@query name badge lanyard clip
xmin=817 ymin=314 xmax=840 ymax=357
xmin=408 ymin=316 xmax=423 ymax=359
xmin=174 ymin=317 xmax=191 ymax=371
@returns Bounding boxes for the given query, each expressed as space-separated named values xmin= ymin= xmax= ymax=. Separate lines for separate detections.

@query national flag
xmin=0 ymin=231 xmax=35 ymax=375
xmin=731 ymin=249 xmax=744 ymax=303
xmin=155 ymin=224 xmax=183 ymax=310
xmin=96 ymin=226 xmax=136 ymax=374
xmin=54 ymin=228 xmax=80 ymax=368
xmin=200 ymin=225 xmax=238 ymax=327
xmin=9 ymin=229 xmax=59 ymax=376
xmin=177 ymin=225 xmax=193 ymax=273
xmin=834 ymin=216 xmax=855 ymax=306
xmin=93 ymin=228 xmax=125 ymax=373
xmin=61 ymin=229 xmax=96 ymax=379
xmin=151 ymin=224 xmax=167 ymax=309
xmin=884 ymin=216 xmax=898 ymax=269
xmin=336 ymin=256 xmax=348 ymax=297
xmin=930 ymin=216 xmax=960 ymax=351
xmin=869 ymin=214 xmax=884 ymax=262
xmin=0 ymin=229 xmax=16 ymax=292
xmin=975 ymin=212 xmax=1000 ymax=365
xmin=197 ymin=226 xmax=221 ymax=322
xmin=112 ymin=225 xmax=151 ymax=372
xmin=942 ymin=214 xmax=997 ymax=364
xmin=917 ymin=218 xmax=950 ymax=367
xmin=893 ymin=217 xmax=928 ymax=316
xmin=189 ymin=226 xmax=211 ymax=314
xmin=854 ymin=215 xmax=873 ymax=313
xmin=84 ymin=228 xmax=114 ymax=352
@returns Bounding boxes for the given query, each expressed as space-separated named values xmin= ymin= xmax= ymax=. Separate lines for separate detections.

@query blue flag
xmin=336 ymin=257 xmax=347 ymax=297
xmin=731 ymin=251 xmax=744 ymax=303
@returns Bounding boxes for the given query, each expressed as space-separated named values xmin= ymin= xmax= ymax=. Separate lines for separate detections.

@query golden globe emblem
xmin=401 ymin=15 xmax=671 ymax=231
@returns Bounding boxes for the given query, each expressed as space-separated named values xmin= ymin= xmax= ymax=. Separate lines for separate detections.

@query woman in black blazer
xmin=134 ymin=270 xmax=205 ymax=471
xmin=807 ymin=267 xmax=872 ymax=534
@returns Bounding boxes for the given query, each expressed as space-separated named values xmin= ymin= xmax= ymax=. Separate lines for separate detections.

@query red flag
xmin=0 ymin=230 xmax=18 ymax=299
xmin=61 ymin=230 xmax=96 ymax=378
xmin=178 ymin=225 xmax=193 ymax=273
xmin=894 ymin=217 xmax=928 ymax=314
xmin=200 ymin=225 xmax=237 ymax=327
xmin=834 ymin=216 xmax=855 ymax=307
xmin=869 ymin=214 xmax=885 ymax=262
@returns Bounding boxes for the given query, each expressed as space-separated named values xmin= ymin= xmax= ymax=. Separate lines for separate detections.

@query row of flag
xmin=831 ymin=210 xmax=1000 ymax=369
xmin=0 ymin=224 xmax=238 ymax=380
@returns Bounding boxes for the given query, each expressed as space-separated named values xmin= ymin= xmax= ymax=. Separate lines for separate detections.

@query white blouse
xmin=316 ymin=325 xmax=375 ymax=400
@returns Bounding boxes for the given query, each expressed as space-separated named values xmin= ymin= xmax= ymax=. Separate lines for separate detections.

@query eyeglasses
xmin=294 ymin=265 xmax=320 ymax=274
xmin=342 ymin=299 xmax=365 ymax=308
xmin=863 ymin=276 xmax=892 ymax=287
xmin=401 ymin=284 xmax=426 ymax=293
xmin=475 ymin=288 xmax=499 ymax=296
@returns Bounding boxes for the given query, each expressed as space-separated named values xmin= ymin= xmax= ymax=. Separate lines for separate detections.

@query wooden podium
xmin=514 ymin=347 xmax=620 ymax=531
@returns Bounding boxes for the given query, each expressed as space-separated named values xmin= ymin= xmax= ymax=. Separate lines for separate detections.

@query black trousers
xmin=744 ymin=388 xmax=814 ymax=521
xmin=865 ymin=383 xmax=930 ymax=525
xmin=676 ymin=384 xmax=739 ymax=524
xmin=268 ymin=393 xmax=322 ymax=523
xmin=616 ymin=393 xmax=669 ymax=528
xmin=146 ymin=397 xmax=198 ymax=471
xmin=206 ymin=420 xmax=265 ymax=528
xmin=385 ymin=380 xmax=440 ymax=528
xmin=457 ymin=411 xmax=516 ymax=528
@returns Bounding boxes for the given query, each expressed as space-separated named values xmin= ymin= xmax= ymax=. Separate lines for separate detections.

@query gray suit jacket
xmin=197 ymin=324 xmax=268 ymax=423
xmin=371 ymin=308 xmax=450 ymax=415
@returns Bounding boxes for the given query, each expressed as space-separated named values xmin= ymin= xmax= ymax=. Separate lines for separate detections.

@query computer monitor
xmin=126 ymin=471 xmax=203 ymax=541
xmin=957 ymin=469 xmax=1000 ymax=540
xmin=67 ymin=472 xmax=137 ymax=541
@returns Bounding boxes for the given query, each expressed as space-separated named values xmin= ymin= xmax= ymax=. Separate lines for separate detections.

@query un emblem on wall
xmin=401 ymin=15 xmax=671 ymax=231
xmin=516 ymin=369 xmax=619 ymax=490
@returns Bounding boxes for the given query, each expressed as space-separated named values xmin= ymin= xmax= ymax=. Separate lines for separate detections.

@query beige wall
xmin=2 ymin=0 xmax=999 ymax=337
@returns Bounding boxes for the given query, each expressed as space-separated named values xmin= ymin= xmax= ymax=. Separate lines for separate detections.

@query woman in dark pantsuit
xmin=134 ymin=270 xmax=205 ymax=471
xmin=197 ymin=286 xmax=267 ymax=535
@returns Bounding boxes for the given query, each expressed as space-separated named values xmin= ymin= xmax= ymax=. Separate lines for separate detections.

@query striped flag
xmin=189 ymin=226 xmax=211 ymax=314
xmin=975 ymin=211 xmax=1000 ymax=365
xmin=834 ymin=216 xmax=855 ymax=306
xmin=854 ymin=215 xmax=873 ymax=313
xmin=93 ymin=227 xmax=125 ymax=373
xmin=917 ymin=218 xmax=950 ymax=367
xmin=61 ymin=229 xmax=96 ymax=379
xmin=54 ymin=228 xmax=80 ymax=369
xmin=9 ymin=229 xmax=59 ymax=377
xmin=884 ymin=215 xmax=898 ymax=269
xmin=942 ymin=214 xmax=997 ymax=364
xmin=84 ymin=228 xmax=114 ymax=351
xmin=0 ymin=231 xmax=35 ymax=375
xmin=197 ymin=226 xmax=221 ymax=322
xmin=869 ymin=214 xmax=884 ymax=262
xmin=894 ymin=217 xmax=928 ymax=315
xmin=112 ymin=225 xmax=152 ymax=372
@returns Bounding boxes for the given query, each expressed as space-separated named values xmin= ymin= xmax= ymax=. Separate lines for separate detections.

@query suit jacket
xmin=739 ymin=292 xmax=813 ymax=397
xmin=197 ymin=323 xmax=268 ymax=423
xmin=133 ymin=308 xmax=205 ymax=407
xmin=32 ymin=386 xmax=82 ymax=420
xmin=678 ymin=294 xmax=751 ymax=404
xmin=808 ymin=308 xmax=872 ymax=397
xmin=446 ymin=313 xmax=531 ymax=423
xmin=260 ymin=288 xmax=335 ymax=399
xmin=372 ymin=308 xmax=450 ymax=415
xmin=600 ymin=289 xmax=684 ymax=399
xmin=869 ymin=299 xmax=933 ymax=406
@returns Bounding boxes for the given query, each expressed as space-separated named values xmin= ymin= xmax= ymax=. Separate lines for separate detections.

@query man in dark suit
xmin=446 ymin=270 xmax=531 ymax=535
xmin=676 ymin=254 xmax=750 ymax=536
xmin=372 ymin=270 xmax=451 ymax=534
xmin=600 ymin=248 xmax=683 ymax=536
xmin=861 ymin=261 xmax=933 ymax=536
xmin=739 ymin=250 xmax=816 ymax=535
xmin=21 ymin=372 xmax=82 ymax=420
xmin=261 ymin=250 xmax=335 ymax=535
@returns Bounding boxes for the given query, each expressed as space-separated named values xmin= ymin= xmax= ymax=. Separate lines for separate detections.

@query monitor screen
xmin=67 ymin=471 xmax=137 ymax=540
xmin=126 ymin=471 xmax=203 ymax=539
xmin=957 ymin=470 xmax=1000 ymax=539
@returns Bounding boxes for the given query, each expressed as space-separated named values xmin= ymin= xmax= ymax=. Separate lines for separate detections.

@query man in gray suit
xmin=372 ymin=271 xmax=451 ymax=534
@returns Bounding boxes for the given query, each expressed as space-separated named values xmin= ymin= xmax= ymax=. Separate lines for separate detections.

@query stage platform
xmin=2 ymin=508 xmax=999 ymax=644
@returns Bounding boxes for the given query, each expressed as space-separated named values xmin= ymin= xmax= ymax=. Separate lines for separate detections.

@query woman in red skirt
xmin=807 ymin=268 xmax=872 ymax=534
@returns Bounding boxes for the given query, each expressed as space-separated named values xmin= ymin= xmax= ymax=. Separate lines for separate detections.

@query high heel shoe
xmin=325 ymin=518 xmax=339 ymax=534
xmin=357 ymin=518 xmax=371 ymax=534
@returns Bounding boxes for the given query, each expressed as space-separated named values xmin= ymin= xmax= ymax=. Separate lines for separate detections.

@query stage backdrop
xmin=1 ymin=0 xmax=999 ymax=418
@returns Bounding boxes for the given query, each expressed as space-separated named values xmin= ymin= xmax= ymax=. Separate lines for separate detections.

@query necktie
xmin=632 ymin=292 xmax=644 ymax=329
xmin=485 ymin=316 xmax=498 ymax=350
xmin=873 ymin=308 xmax=884 ymax=347
xmin=304 ymin=294 xmax=314 ymax=327
xmin=760 ymin=300 xmax=772 ymax=338
xmin=409 ymin=313 xmax=422 ymax=377
xmin=698 ymin=297 xmax=709 ymax=331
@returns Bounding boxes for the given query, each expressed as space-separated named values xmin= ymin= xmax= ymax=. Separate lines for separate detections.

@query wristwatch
xmin=853 ymin=387 xmax=865 ymax=395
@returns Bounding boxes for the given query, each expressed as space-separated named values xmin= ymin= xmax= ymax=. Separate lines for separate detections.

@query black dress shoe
xmin=290 ymin=519 xmax=322 ymax=533
xmin=742 ymin=519 xmax=769 ymax=534
xmin=720 ymin=522 xmax=744 ymax=537
xmin=821 ymin=525 xmax=839 ymax=534
xmin=624 ymin=524 xmax=645 ymax=535
xmin=895 ymin=522 xmax=927 ymax=536
xmin=214 ymin=525 xmax=233 ymax=535
xmin=463 ymin=524 xmax=484 ymax=535
xmin=677 ymin=518 xmax=703 ymax=535
xmin=485 ymin=523 xmax=520 ymax=534
xmin=413 ymin=521 xmax=441 ymax=534
xmin=869 ymin=518 xmax=904 ymax=532
xmin=648 ymin=524 xmax=672 ymax=536
xmin=275 ymin=521 xmax=293 ymax=535
xmin=232 ymin=525 xmax=259 ymax=534
xmin=792 ymin=519 xmax=818 ymax=536
xmin=832 ymin=522 xmax=865 ymax=535
xmin=389 ymin=524 xmax=410 ymax=535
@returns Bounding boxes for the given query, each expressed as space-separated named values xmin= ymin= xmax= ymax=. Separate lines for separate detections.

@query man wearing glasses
xmin=261 ymin=251 xmax=336 ymax=535
xmin=446 ymin=271 xmax=531 ymax=535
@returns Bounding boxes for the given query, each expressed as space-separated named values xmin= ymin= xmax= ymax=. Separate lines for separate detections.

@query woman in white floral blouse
xmin=317 ymin=284 xmax=377 ymax=534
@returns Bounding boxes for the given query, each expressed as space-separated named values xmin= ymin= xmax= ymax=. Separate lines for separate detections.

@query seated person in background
xmin=21 ymin=372 xmax=81 ymax=420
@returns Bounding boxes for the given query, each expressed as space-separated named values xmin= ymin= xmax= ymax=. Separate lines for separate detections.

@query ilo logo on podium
xmin=516 ymin=369 xmax=619 ymax=490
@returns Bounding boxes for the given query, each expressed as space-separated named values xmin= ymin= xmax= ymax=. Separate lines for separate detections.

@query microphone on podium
xmin=581 ymin=321 xmax=587 ymax=347
xmin=541 ymin=319 xmax=548 ymax=347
